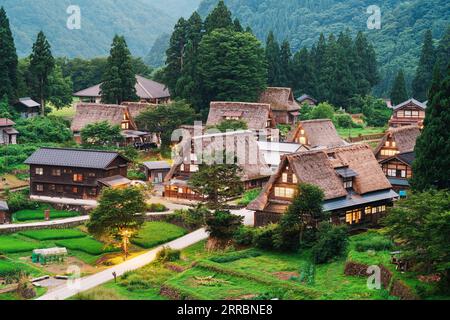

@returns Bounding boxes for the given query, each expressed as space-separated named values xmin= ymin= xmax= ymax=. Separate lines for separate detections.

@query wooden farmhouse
xmin=248 ymin=144 xmax=398 ymax=228
xmin=285 ymin=119 xmax=347 ymax=148
xmin=14 ymin=97 xmax=40 ymax=118
xmin=25 ymin=148 xmax=131 ymax=201
xmin=374 ymin=125 xmax=421 ymax=195
xmin=71 ymin=103 xmax=153 ymax=145
xmin=258 ymin=87 xmax=301 ymax=126
xmin=297 ymin=94 xmax=318 ymax=106
xmin=374 ymin=125 xmax=421 ymax=160
xmin=143 ymin=161 xmax=171 ymax=184
xmin=73 ymin=75 xmax=170 ymax=104
xmin=0 ymin=118 xmax=18 ymax=145
xmin=388 ymin=99 xmax=426 ymax=128
xmin=0 ymin=200 xmax=10 ymax=224
xmin=164 ymin=130 xmax=272 ymax=201
xmin=207 ymin=102 xmax=278 ymax=141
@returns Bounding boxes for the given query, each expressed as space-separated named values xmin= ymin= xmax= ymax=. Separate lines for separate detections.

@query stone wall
xmin=0 ymin=219 xmax=87 ymax=234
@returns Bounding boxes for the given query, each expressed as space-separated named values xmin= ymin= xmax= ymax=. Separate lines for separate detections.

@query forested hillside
xmin=0 ymin=0 xmax=200 ymax=58
xmin=198 ymin=0 xmax=450 ymax=96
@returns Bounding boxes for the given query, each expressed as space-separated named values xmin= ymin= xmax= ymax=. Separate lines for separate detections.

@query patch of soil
xmin=164 ymin=263 xmax=186 ymax=273
xmin=418 ymin=274 xmax=441 ymax=283
xmin=34 ymin=256 xmax=97 ymax=275
xmin=273 ymin=271 xmax=299 ymax=281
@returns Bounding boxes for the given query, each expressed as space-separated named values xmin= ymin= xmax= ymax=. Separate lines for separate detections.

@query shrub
xmin=209 ymin=249 xmax=261 ymax=263
xmin=312 ymin=222 xmax=349 ymax=264
xmin=0 ymin=260 xmax=34 ymax=278
xmin=156 ymin=247 xmax=181 ymax=262
xmin=73 ymin=287 xmax=124 ymax=300
xmin=252 ymin=224 xmax=279 ymax=250
xmin=147 ymin=203 xmax=168 ymax=212
xmin=5 ymin=190 xmax=40 ymax=213
xmin=335 ymin=114 xmax=353 ymax=128
xmin=127 ymin=169 xmax=146 ymax=181
xmin=233 ymin=226 xmax=255 ymax=246
xmin=237 ymin=188 xmax=262 ymax=206
xmin=205 ymin=210 xmax=243 ymax=240
xmin=19 ymin=229 xmax=87 ymax=241
xmin=354 ymin=238 xmax=393 ymax=252
xmin=166 ymin=205 xmax=208 ymax=230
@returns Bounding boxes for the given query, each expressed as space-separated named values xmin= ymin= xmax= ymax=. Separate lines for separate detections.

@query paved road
xmin=36 ymin=228 xmax=209 ymax=300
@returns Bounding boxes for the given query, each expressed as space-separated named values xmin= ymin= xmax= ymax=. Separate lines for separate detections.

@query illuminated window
xmin=401 ymin=170 xmax=406 ymax=178
xmin=121 ymin=122 xmax=129 ymax=130
xmin=178 ymin=188 xmax=184 ymax=194
xmin=344 ymin=180 xmax=353 ymax=189
xmin=274 ymin=187 xmax=295 ymax=198
xmin=180 ymin=164 xmax=185 ymax=172
xmin=72 ymin=187 xmax=78 ymax=193
xmin=282 ymin=173 xmax=288 ymax=183
xmin=345 ymin=209 xmax=362 ymax=224
xmin=299 ymin=137 xmax=307 ymax=145
xmin=35 ymin=168 xmax=44 ymax=175
xmin=385 ymin=141 xmax=390 ymax=147
xmin=292 ymin=174 xmax=298 ymax=184
xmin=404 ymin=110 xmax=412 ymax=117
xmin=365 ymin=206 xmax=372 ymax=215
xmin=36 ymin=184 xmax=44 ymax=192
xmin=300 ymin=129 xmax=305 ymax=135
xmin=51 ymin=169 xmax=61 ymax=176
xmin=73 ymin=174 xmax=83 ymax=182
xmin=190 ymin=165 xmax=199 ymax=172
xmin=392 ymin=141 xmax=396 ymax=148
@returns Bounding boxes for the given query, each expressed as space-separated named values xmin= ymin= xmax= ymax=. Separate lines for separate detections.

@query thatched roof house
xmin=207 ymin=102 xmax=275 ymax=130
xmin=374 ymin=125 xmax=421 ymax=159
xmin=73 ymin=75 xmax=170 ymax=104
xmin=71 ymin=103 xmax=136 ymax=133
xmin=285 ymin=119 xmax=347 ymax=148
xmin=121 ymin=102 xmax=156 ymax=120
xmin=259 ymin=87 xmax=300 ymax=125
xmin=248 ymin=144 xmax=397 ymax=227
xmin=164 ymin=130 xmax=272 ymax=200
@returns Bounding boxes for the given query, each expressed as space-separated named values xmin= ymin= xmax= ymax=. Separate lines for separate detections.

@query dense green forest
xmin=0 ymin=0 xmax=201 ymax=58
xmin=198 ymin=0 xmax=450 ymax=97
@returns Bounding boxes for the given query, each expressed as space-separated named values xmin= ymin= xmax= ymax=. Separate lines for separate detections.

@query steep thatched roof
xmin=248 ymin=144 xmax=392 ymax=211
xmin=71 ymin=103 xmax=135 ymax=132
xmin=374 ymin=125 xmax=421 ymax=156
xmin=166 ymin=130 xmax=272 ymax=182
xmin=259 ymin=87 xmax=300 ymax=112
xmin=286 ymin=119 xmax=346 ymax=148
xmin=121 ymin=102 xmax=156 ymax=119
xmin=207 ymin=102 xmax=274 ymax=130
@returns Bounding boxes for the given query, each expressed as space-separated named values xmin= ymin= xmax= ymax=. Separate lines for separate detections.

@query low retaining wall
xmin=344 ymin=261 xmax=418 ymax=300
xmin=0 ymin=218 xmax=88 ymax=234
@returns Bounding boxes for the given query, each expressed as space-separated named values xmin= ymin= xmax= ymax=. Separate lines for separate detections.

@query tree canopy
xmin=80 ymin=121 xmax=124 ymax=147
xmin=390 ymin=69 xmax=408 ymax=105
xmin=0 ymin=6 xmax=18 ymax=102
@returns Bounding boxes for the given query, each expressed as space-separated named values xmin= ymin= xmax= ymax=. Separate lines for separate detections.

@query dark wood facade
xmin=379 ymin=152 xmax=414 ymax=196
xmin=389 ymin=100 xmax=426 ymax=128
xmin=28 ymin=157 xmax=128 ymax=200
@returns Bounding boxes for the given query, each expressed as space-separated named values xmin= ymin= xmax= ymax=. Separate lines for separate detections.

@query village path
xmin=35 ymin=208 xmax=254 ymax=300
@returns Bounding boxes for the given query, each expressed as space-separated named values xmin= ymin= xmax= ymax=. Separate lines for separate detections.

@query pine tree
xmin=28 ymin=31 xmax=54 ymax=115
xmin=265 ymin=31 xmax=281 ymax=86
xmin=164 ymin=18 xmax=188 ymax=95
xmin=233 ymin=18 xmax=243 ymax=32
xmin=436 ymin=26 xmax=450 ymax=76
xmin=0 ymin=7 xmax=18 ymax=102
xmin=412 ymin=64 xmax=450 ymax=191
xmin=313 ymin=33 xmax=328 ymax=101
xmin=412 ymin=29 xmax=436 ymax=101
xmin=204 ymin=0 xmax=233 ymax=34
xmin=100 ymin=35 xmax=137 ymax=104
xmin=279 ymin=40 xmax=292 ymax=87
xmin=332 ymin=32 xmax=355 ymax=108
xmin=390 ymin=69 xmax=408 ymax=105
xmin=354 ymin=31 xmax=378 ymax=95
xmin=291 ymin=47 xmax=316 ymax=97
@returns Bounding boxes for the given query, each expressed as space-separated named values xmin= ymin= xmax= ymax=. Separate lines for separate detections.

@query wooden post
xmin=44 ymin=209 xmax=50 ymax=221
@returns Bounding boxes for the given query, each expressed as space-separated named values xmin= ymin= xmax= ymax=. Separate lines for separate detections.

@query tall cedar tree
xmin=265 ymin=31 xmax=282 ymax=86
xmin=0 ymin=7 xmax=18 ymax=102
xmin=164 ymin=18 xmax=188 ymax=96
xmin=101 ymin=35 xmax=137 ymax=104
xmin=390 ymin=69 xmax=408 ymax=105
xmin=28 ymin=31 xmax=54 ymax=115
xmin=412 ymin=30 xmax=436 ymax=101
xmin=279 ymin=40 xmax=292 ymax=87
xmin=411 ymin=65 xmax=450 ymax=191
xmin=204 ymin=0 xmax=233 ymax=34
xmin=291 ymin=47 xmax=316 ymax=97
xmin=436 ymin=27 xmax=450 ymax=77
xmin=197 ymin=29 xmax=267 ymax=103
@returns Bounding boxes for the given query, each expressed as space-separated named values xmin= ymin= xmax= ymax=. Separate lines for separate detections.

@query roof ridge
xmin=38 ymin=147 xmax=120 ymax=154
xmin=211 ymin=101 xmax=271 ymax=107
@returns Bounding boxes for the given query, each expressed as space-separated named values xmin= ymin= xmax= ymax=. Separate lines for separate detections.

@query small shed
xmin=143 ymin=161 xmax=171 ymax=184
xmin=15 ymin=97 xmax=40 ymax=118
xmin=0 ymin=200 xmax=10 ymax=224
xmin=32 ymin=248 xmax=68 ymax=265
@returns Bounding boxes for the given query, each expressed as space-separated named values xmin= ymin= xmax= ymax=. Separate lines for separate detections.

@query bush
xmin=237 ymin=188 xmax=262 ymax=206
xmin=5 ymin=190 xmax=40 ymax=213
xmin=127 ymin=169 xmax=146 ymax=181
xmin=252 ymin=224 xmax=279 ymax=250
xmin=233 ymin=226 xmax=255 ymax=246
xmin=335 ymin=114 xmax=353 ymax=128
xmin=0 ymin=260 xmax=34 ymax=278
xmin=166 ymin=205 xmax=208 ymax=230
xmin=73 ymin=288 xmax=124 ymax=300
xmin=209 ymin=249 xmax=261 ymax=263
xmin=354 ymin=237 xmax=393 ymax=252
xmin=156 ymin=247 xmax=181 ymax=262
xmin=19 ymin=229 xmax=87 ymax=241
xmin=147 ymin=203 xmax=168 ymax=212
xmin=312 ymin=222 xmax=349 ymax=264
xmin=205 ymin=210 xmax=243 ymax=240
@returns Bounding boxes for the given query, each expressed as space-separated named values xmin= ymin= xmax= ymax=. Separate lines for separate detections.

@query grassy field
xmin=86 ymin=230 xmax=447 ymax=300
xmin=19 ymin=229 xmax=87 ymax=241
xmin=13 ymin=209 xmax=80 ymax=222
xmin=131 ymin=222 xmax=187 ymax=249
xmin=55 ymin=237 xmax=118 ymax=256
xmin=0 ymin=235 xmax=42 ymax=254
xmin=49 ymin=105 xmax=76 ymax=120
xmin=337 ymin=127 xmax=385 ymax=139
xmin=0 ymin=258 xmax=43 ymax=278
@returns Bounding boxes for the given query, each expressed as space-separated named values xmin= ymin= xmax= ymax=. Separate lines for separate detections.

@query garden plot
xmin=13 ymin=209 xmax=80 ymax=222
xmin=0 ymin=235 xmax=42 ymax=254
xmin=19 ymin=229 xmax=87 ymax=241
xmin=131 ymin=222 xmax=187 ymax=249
